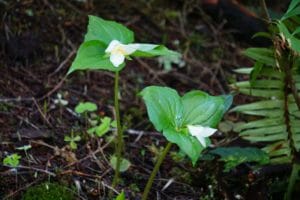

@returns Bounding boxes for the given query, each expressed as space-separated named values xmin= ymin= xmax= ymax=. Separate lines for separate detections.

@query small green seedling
xmin=87 ymin=116 xmax=116 ymax=137
xmin=110 ymin=155 xmax=131 ymax=173
xmin=3 ymin=153 xmax=21 ymax=168
xmin=64 ymin=131 xmax=81 ymax=150
xmin=75 ymin=102 xmax=97 ymax=114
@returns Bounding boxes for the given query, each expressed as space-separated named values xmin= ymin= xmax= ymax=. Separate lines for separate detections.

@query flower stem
xmin=112 ymin=71 xmax=123 ymax=188
xmin=142 ymin=142 xmax=172 ymax=200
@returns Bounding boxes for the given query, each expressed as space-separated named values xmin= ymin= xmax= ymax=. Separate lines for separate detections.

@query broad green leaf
xmin=182 ymin=91 xmax=232 ymax=127
xmin=243 ymin=48 xmax=275 ymax=66
xmin=75 ymin=102 xmax=98 ymax=114
xmin=163 ymin=127 xmax=204 ymax=165
xmin=85 ymin=15 xmax=134 ymax=44
xmin=133 ymin=45 xmax=179 ymax=58
xmin=139 ymin=86 xmax=183 ymax=131
xmin=68 ymin=40 xmax=125 ymax=74
xmin=110 ymin=156 xmax=131 ymax=172
xmin=209 ymin=147 xmax=269 ymax=172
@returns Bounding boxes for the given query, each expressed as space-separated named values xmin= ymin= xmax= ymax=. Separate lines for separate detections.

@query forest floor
xmin=0 ymin=0 xmax=292 ymax=199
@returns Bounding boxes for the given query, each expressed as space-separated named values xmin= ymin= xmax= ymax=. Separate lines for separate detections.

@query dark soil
xmin=0 ymin=0 xmax=293 ymax=199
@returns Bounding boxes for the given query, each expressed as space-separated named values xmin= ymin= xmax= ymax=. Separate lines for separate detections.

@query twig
xmin=32 ymin=97 xmax=53 ymax=127
xmin=49 ymin=49 xmax=76 ymax=77
xmin=39 ymin=74 xmax=67 ymax=100
xmin=15 ymin=165 xmax=56 ymax=177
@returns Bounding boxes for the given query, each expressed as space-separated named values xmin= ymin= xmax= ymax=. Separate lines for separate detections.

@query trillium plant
xmin=68 ymin=16 xmax=178 ymax=188
xmin=140 ymin=86 xmax=232 ymax=200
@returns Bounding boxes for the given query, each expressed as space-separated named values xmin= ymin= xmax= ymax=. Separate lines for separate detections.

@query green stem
xmin=112 ymin=71 xmax=123 ymax=188
xmin=260 ymin=0 xmax=271 ymax=22
xmin=285 ymin=163 xmax=300 ymax=200
xmin=142 ymin=142 xmax=172 ymax=200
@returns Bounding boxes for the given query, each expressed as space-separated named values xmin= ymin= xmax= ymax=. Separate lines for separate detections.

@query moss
xmin=22 ymin=182 xmax=74 ymax=200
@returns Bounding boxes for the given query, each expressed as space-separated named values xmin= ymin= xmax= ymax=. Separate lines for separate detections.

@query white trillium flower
xmin=187 ymin=125 xmax=217 ymax=147
xmin=105 ymin=40 xmax=140 ymax=67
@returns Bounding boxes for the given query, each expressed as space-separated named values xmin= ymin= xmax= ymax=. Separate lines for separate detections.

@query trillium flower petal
xmin=110 ymin=53 xmax=125 ymax=67
xmin=187 ymin=125 xmax=217 ymax=147
xmin=105 ymin=40 xmax=121 ymax=53
xmin=136 ymin=44 xmax=158 ymax=51
xmin=122 ymin=44 xmax=140 ymax=55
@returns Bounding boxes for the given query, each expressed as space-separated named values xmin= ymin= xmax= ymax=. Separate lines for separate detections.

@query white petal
xmin=110 ymin=53 xmax=125 ymax=67
xmin=136 ymin=44 xmax=158 ymax=52
xmin=187 ymin=125 xmax=217 ymax=147
xmin=122 ymin=44 xmax=140 ymax=55
xmin=187 ymin=125 xmax=216 ymax=137
xmin=105 ymin=40 xmax=121 ymax=53
xmin=197 ymin=136 xmax=207 ymax=147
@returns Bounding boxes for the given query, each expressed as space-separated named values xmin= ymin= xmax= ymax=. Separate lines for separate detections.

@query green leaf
xmin=139 ymin=86 xmax=183 ymax=131
xmin=234 ymin=67 xmax=253 ymax=74
xmin=110 ymin=156 xmax=131 ymax=172
xmin=75 ymin=102 xmax=98 ymax=114
xmin=163 ymin=127 xmax=204 ymax=165
xmin=68 ymin=40 xmax=124 ymax=74
xmin=182 ymin=91 xmax=232 ymax=127
xmin=70 ymin=141 xmax=77 ymax=150
xmin=250 ymin=62 xmax=263 ymax=84
xmin=243 ymin=48 xmax=275 ymax=66
xmin=95 ymin=117 xmax=111 ymax=137
xmin=73 ymin=136 xmax=81 ymax=141
xmin=282 ymin=0 xmax=300 ymax=20
xmin=85 ymin=15 xmax=134 ymax=44
xmin=115 ymin=191 xmax=125 ymax=200
xmin=3 ymin=154 xmax=21 ymax=168
xmin=277 ymin=21 xmax=300 ymax=54
xmin=210 ymin=147 xmax=269 ymax=172
xmin=64 ymin=136 xmax=72 ymax=142
xmin=133 ymin=45 xmax=179 ymax=58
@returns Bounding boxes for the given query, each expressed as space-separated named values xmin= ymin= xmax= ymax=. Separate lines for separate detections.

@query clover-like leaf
xmin=110 ymin=156 xmax=131 ymax=172
xmin=75 ymin=102 xmax=98 ymax=114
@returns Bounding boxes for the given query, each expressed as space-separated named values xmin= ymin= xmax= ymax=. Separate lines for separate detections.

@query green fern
xmin=231 ymin=0 xmax=300 ymax=197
